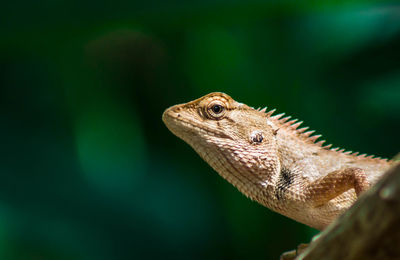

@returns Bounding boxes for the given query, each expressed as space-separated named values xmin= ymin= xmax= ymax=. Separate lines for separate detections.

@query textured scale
xmin=162 ymin=92 xmax=395 ymax=230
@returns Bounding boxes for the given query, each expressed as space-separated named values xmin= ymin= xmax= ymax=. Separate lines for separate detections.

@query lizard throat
xmin=201 ymin=147 xmax=268 ymax=202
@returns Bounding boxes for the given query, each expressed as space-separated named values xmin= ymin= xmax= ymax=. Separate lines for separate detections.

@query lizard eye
xmin=212 ymin=104 xmax=223 ymax=114
xmin=206 ymin=101 xmax=226 ymax=119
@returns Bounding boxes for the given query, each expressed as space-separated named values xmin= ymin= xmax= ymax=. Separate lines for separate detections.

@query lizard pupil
xmin=212 ymin=104 xmax=223 ymax=114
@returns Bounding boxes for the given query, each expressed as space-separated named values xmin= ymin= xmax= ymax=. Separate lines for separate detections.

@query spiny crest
xmin=255 ymin=106 xmax=388 ymax=162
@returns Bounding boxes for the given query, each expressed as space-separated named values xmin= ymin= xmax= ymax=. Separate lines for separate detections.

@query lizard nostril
xmin=172 ymin=106 xmax=182 ymax=113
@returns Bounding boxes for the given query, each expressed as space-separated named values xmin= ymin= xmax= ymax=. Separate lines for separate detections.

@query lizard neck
xmin=274 ymin=124 xmax=392 ymax=184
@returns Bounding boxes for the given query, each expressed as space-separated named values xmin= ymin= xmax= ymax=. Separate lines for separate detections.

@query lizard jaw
xmin=162 ymin=105 xmax=232 ymax=141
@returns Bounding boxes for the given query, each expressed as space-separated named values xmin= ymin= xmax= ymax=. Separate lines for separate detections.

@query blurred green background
xmin=1 ymin=1 xmax=400 ymax=259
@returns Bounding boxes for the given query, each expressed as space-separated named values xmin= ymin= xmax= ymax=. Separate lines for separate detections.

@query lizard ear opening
xmin=250 ymin=131 xmax=264 ymax=144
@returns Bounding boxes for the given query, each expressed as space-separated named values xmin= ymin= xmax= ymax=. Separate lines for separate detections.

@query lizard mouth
xmin=162 ymin=106 xmax=232 ymax=140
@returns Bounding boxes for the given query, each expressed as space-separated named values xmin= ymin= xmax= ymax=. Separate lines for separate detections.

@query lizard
xmin=162 ymin=92 xmax=396 ymax=230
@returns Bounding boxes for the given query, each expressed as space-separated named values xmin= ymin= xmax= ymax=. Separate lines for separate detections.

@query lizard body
xmin=162 ymin=92 xmax=395 ymax=230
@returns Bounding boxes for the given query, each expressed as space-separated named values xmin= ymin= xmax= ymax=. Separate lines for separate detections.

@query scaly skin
xmin=162 ymin=92 xmax=394 ymax=230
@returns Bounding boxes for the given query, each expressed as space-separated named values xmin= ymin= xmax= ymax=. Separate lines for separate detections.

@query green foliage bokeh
xmin=1 ymin=1 xmax=399 ymax=259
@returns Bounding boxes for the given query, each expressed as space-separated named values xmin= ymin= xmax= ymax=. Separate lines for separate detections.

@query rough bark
xmin=295 ymin=163 xmax=400 ymax=260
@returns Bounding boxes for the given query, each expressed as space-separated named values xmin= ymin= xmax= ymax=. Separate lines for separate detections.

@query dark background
xmin=1 ymin=1 xmax=399 ymax=259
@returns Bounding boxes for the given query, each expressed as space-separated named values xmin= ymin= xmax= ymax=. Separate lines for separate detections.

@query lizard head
xmin=162 ymin=92 xmax=280 ymax=196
